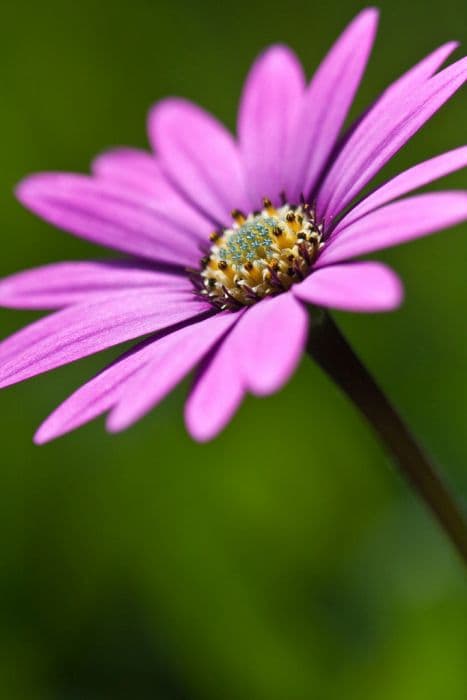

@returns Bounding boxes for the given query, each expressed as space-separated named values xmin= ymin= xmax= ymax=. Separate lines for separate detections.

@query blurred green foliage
xmin=0 ymin=0 xmax=466 ymax=698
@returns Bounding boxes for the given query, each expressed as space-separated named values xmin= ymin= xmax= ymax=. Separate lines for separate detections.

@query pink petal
xmin=293 ymin=262 xmax=403 ymax=312
xmin=0 ymin=289 xmax=210 ymax=388
xmin=34 ymin=313 xmax=234 ymax=444
xmin=286 ymin=8 xmax=379 ymax=202
xmin=377 ymin=42 xmax=459 ymax=103
xmin=0 ymin=260 xmax=187 ymax=310
xmin=321 ymin=42 xmax=459 ymax=200
xmin=317 ymin=55 xmax=467 ymax=222
xmin=92 ymin=148 xmax=212 ymax=243
xmin=92 ymin=147 xmax=163 ymax=195
xmin=184 ymin=325 xmax=246 ymax=443
xmin=107 ymin=311 xmax=242 ymax=432
xmin=338 ymin=145 xmax=467 ymax=230
xmin=233 ymin=293 xmax=308 ymax=396
xmin=34 ymin=337 xmax=157 ymax=444
xmin=318 ymin=192 xmax=467 ymax=266
xmin=148 ymin=98 xmax=249 ymax=225
xmin=16 ymin=173 xmax=203 ymax=266
xmin=238 ymin=45 xmax=305 ymax=208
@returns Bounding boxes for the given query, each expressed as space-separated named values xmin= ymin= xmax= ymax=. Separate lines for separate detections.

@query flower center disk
xmin=198 ymin=199 xmax=323 ymax=309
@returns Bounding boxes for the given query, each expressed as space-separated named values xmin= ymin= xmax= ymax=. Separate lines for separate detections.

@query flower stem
xmin=306 ymin=309 xmax=467 ymax=564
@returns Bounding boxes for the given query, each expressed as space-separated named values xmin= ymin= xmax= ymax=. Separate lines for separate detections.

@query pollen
xmin=196 ymin=200 xmax=324 ymax=310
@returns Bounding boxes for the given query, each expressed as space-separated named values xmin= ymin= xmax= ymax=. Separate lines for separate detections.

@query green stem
xmin=306 ymin=310 xmax=467 ymax=564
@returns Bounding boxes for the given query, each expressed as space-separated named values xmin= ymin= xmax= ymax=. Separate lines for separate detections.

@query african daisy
xmin=1 ymin=7 xmax=467 ymax=451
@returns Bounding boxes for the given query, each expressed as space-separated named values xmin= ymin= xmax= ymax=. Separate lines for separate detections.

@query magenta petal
xmin=318 ymin=192 xmax=467 ymax=266
xmin=377 ymin=42 xmax=458 ymax=102
xmin=92 ymin=147 xmax=163 ymax=195
xmin=16 ymin=173 xmax=203 ymax=266
xmin=329 ymin=43 xmax=458 ymax=168
xmin=293 ymin=262 xmax=403 ymax=312
xmin=317 ymin=55 xmax=467 ymax=222
xmin=34 ymin=313 xmax=233 ymax=444
xmin=233 ymin=293 xmax=308 ymax=396
xmin=321 ymin=42 xmax=459 ymax=208
xmin=339 ymin=146 xmax=467 ymax=230
xmin=238 ymin=45 xmax=305 ymax=208
xmin=148 ymin=98 xmax=249 ymax=225
xmin=107 ymin=311 xmax=241 ymax=432
xmin=184 ymin=294 xmax=308 ymax=440
xmin=34 ymin=338 xmax=156 ymax=445
xmin=184 ymin=326 xmax=245 ymax=443
xmin=286 ymin=8 xmax=378 ymax=202
xmin=92 ymin=148 xmax=212 ymax=242
xmin=0 ymin=260 xmax=187 ymax=310
xmin=0 ymin=289 xmax=210 ymax=389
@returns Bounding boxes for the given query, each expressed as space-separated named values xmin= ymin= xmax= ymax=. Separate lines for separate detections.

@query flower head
xmin=2 ymin=8 xmax=467 ymax=443
xmin=196 ymin=200 xmax=324 ymax=308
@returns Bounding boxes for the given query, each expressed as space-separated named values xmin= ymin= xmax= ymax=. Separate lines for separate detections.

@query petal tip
xmin=184 ymin=397 xmax=230 ymax=443
xmin=15 ymin=172 xmax=67 ymax=209
xmin=147 ymin=96 xmax=193 ymax=148
xmin=184 ymin=415 xmax=216 ymax=444
xmin=105 ymin=411 xmax=130 ymax=434
xmin=255 ymin=43 xmax=301 ymax=65
xmin=0 ymin=277 xmax=13 ymax=306
xmin=33 ymin=423 xmax=53 ymax=446
xmin=353 ymin=6 xmax=380 ymax=29
xmin=443 ymin=40 xmax=460 ymax=53
xmin=367 ymin=263 xmax=405 ymax=312
xmin=247 ymin=377 xmax=289 ymax=398
xmin=15 ymin=175 xmax=38 ymax=205
xmin=393 ymin=275 xmax=405 ymax=307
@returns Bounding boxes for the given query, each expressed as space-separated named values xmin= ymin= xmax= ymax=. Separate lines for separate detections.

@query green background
xmin=0 ymin=1 xmax=466 ymax=698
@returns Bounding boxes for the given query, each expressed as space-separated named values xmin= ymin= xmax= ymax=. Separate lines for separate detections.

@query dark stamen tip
xmin=231 ymin=208 xmax=246 ymax=220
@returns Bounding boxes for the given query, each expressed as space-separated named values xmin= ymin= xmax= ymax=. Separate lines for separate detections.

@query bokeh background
xmin=1 ymin=0 xmax=466 ymax=698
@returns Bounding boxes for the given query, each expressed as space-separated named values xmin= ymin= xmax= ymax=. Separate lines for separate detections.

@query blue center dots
xmin=219 ymin=217 xmax=278 ymax=266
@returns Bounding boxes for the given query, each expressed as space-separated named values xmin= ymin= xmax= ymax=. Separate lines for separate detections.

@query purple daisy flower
xmin=2 ymin=7 xmax=467 ymax=446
